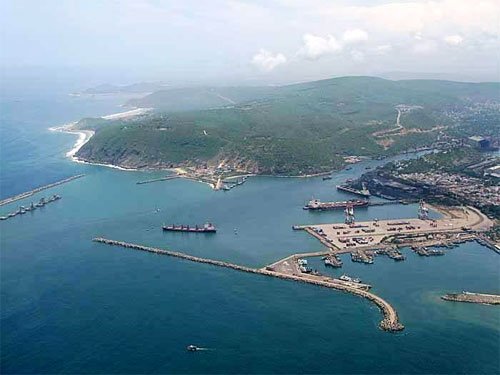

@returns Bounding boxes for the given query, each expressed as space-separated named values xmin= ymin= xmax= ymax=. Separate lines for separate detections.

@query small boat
xmin=186 ymin=345 xmax=199 ymax=352
xmin=339 ymin=274 xmax=361 ymax=283
xmin=322 ymin=176 xmax=332 ymax=180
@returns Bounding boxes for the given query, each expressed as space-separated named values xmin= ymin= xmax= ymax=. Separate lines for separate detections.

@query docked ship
xmin=339 ymin=274 xmax=361 ymax=283
xmin=162 ymin=222 xmax=217 ymax=233
xmin=324 ymin=255 xmax=343 ymax=268
xmin=336 ymin=183 xmax=371 ymax=198
xmin=303 ymin=198 xmax=369 ymax=211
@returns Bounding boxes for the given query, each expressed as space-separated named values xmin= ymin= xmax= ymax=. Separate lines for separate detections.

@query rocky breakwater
xmin=92 ymin=237 xmax=404 ymax=332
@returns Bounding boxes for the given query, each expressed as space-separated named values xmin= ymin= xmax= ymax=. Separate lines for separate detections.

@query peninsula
xmin=73 ymin=77 xmax=500 ymax=176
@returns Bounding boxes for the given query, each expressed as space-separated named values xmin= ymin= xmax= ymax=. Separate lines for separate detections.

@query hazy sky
xmin=1 ymin=0 xmax=499 ymax=84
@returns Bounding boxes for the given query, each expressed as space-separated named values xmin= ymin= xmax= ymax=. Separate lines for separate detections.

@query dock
xmin=92 ymin=237 xmax=404 ymax=332
xmin=411 ymin=246 xmax=445 ymax=257
xmin=295 ymin=206 xmax=493 ymax=259
xmin=375 ymin=247 xmax=405 ymax=261
xmin=0 ymin=174 xmax=83 ymax=207
xmin=368 ymin=200 xmax=417 ymax=206
xmin=442 ymin=292 xmax=500 ymax=305
xmin=324 ymin=254 xmax=343 ymax=267
xmin=351 ymin=250 xmax=374 ymax=264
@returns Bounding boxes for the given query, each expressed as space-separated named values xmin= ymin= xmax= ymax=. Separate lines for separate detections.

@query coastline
xmin=51 ymin=109 xmax=433 ymax=184
xmin=50 ymin=107 xmax=152 ymax=171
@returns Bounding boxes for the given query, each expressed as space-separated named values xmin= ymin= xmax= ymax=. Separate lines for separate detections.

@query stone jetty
xmin=0 ymin=174 xmax=84 ymax=207
xmin=442 ymin=292 xmax=500 ymax=305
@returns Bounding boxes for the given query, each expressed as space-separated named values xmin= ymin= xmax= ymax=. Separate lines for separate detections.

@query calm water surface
xmin=1 ymin=85 xmax=499 ymax=374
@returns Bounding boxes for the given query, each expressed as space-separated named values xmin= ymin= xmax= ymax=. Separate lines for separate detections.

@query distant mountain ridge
xmin=81 ymin=82 xmax=169 ymax=95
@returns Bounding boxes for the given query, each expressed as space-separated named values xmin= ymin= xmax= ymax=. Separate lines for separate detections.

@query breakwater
xmin=0 ymin=174 xmax=84 ymax=207
xmin=442 ymin=292 xmax=500 ymax=305
xmin=136 ymin=175 xmax=180 ymax=185
xmin=92 ymin=237 xmax=404 ymax=332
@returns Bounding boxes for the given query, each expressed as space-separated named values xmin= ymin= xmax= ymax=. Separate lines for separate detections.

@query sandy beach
xmin=50 ymin=108 xmax=152 ymax=170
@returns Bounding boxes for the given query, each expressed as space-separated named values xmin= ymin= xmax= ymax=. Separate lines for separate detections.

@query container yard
xmin=295 ymin=205 xmax=493 ymax=254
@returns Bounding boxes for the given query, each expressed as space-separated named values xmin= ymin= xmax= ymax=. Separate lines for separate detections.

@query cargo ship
xmin=303 ymin=198 xmax=369 ymax=211
xmin=162 ymin=222 xmax=216 ymax=233
xmin=336 ymin=184 xmax=371 ymax=198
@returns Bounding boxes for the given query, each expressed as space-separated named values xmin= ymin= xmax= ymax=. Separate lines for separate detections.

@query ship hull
xmin=162 ymin=226 xmax=216 ymax=233
xmin=304 ymin=200 xmax=369 ymax=211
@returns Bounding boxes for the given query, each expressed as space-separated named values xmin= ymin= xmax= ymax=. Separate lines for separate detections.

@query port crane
xmin=344 ymin=203 xmax=355 ymax=225
xmin=418 ymin=199 xmax=429 ymax=220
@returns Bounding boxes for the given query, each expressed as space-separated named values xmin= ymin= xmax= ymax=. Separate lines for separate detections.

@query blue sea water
xmin=1 ymin=79 xmax=499 ymax=374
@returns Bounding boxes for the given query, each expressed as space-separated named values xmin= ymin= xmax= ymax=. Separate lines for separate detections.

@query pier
xmin=0 ymin=174 xmax=84 ymax=207
xmin=375 ymin=247 xmax=405 ymax=261
xmin=368 ymin=199 xmax=417 ymax=206
xmin=351 ymin=250 xmax=374 ymax=264
xmin=92 ymin=237 xmax=404 ymax=332
xmin=324 ymin=254 xmax=343 ymax=267
xmin=411 ymin=246 xmax=445 ymax=257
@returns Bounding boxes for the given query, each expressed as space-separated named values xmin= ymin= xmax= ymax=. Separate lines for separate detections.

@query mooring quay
xmin=93 ymin=237 xmax=404 ymax=332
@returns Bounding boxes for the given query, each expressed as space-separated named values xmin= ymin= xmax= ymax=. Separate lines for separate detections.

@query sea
xmin=1 ymin=75 xmax=499 ymax=374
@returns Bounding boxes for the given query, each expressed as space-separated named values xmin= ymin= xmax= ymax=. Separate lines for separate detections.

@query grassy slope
xmin=77 ymin=76 xmax=500 ymax=174
xmin=126 ymin=86 xmax=278 ymax=112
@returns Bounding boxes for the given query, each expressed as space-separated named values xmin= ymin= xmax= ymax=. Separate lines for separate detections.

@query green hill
xmin=126 ymin=86 xmax=278 ymax=112
xmin=76 ymin=76 xmax=500 ymax=175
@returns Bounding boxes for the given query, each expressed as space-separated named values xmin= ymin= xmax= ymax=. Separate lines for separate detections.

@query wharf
xmin=475 ymin=235 xmax=500 ymax=254
xmin=301 ymin=227 xmax=351 ymax=254
xmin=375 ymin=247 xmax=405 ymax=261
xmin=442 ymin=292 xmax=500 ymax=305
xmin=351 ymin=251 xmax=374 ymax=264
xmin=411 ymin=246 xmax=445 ymax=257
xmin=324 ymin=254 xmax=343 ymax=267
xmin=0 ymin=174 xmax=83 ymax=207
xmin=368 ymin=200 xmax=416 ymax=206
xmin=295 ymin=206 xmax=493 ymax=256
xmin=92 ymin=237 xmax=404 ymax=332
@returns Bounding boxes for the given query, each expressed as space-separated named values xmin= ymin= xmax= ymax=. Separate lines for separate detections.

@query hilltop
xmin=126 ymin=86 xmax=278 ymax=112
xmin=75 ymin=76 xmax=500 ymax=175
